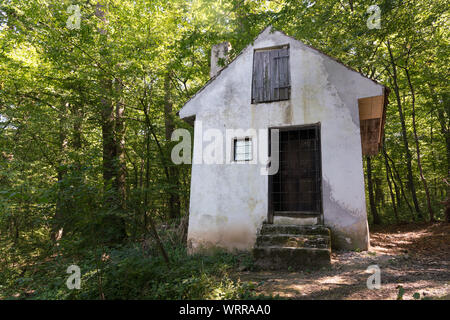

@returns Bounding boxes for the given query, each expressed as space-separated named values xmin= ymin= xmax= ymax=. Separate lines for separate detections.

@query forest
xmin=0 ymin=0 xmax=448 ymax=300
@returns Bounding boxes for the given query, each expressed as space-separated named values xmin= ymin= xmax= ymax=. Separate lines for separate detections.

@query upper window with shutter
xmin=251 ymin=45 xmax=291 ymax=104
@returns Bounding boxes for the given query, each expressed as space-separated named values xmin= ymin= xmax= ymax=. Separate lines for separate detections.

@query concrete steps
xmin=256 ymin=234 xmax=330 ymax=249
xmin=253 ymin=224 xmax=331 ymax=270
xmin=259 ymin=224 xmax=330 ymax=236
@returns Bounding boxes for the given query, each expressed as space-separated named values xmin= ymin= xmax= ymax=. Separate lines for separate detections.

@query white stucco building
xmin=178 ymin=27 xmax=388 ymax=253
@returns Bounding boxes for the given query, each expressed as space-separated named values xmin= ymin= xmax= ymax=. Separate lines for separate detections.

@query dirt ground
xmin=239 ymin=222 xmax=450 ymax=300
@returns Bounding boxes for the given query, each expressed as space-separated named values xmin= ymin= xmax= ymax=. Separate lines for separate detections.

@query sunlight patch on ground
xmin=240 ymin=223 xmax=450 ymax=300
xmin=317 ymin=274 xmax=354 ymax=285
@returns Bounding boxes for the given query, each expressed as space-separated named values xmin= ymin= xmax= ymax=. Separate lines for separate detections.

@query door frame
xmin=267 ymin=122 xmax=323 ymax=224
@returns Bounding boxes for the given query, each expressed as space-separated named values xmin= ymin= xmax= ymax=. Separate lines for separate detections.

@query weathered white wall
xmin=180 ymin=27 xmax=384 ymax=251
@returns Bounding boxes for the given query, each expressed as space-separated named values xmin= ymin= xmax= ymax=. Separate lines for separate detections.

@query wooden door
xmin=269 ymin=124 xmax=322 ymax=221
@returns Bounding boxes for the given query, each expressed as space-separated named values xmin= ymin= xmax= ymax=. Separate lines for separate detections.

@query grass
xmin=0 ymin=235 xmax=271 ymax=300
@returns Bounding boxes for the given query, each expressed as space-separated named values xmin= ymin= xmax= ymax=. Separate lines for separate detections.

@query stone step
xmin=253 ymin=246 xmax=331 ymax=270
xmin=256 ymin=234 xmax=330 ymax=249
xmin=260 ymin=224 xmax=330 ymax=236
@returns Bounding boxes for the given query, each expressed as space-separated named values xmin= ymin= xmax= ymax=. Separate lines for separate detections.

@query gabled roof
xmin=178 ymin=26 xmax=388 ymax=118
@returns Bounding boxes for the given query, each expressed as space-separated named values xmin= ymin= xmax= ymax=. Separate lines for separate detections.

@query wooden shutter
xmin=358 ymin=95 xmax=385 ymax=155
xmin=252 ymin=47 xmax=290 ymax=103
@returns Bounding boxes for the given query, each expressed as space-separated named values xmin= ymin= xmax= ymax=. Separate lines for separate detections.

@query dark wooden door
xmin=271 ymin=125 xmax=322 ymax=217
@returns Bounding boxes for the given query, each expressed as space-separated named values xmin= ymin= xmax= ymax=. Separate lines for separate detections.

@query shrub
xmin=2 ymin=238 xmax=260 ymax=300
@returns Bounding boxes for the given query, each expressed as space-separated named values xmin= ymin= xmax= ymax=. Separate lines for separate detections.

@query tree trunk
xmin=386 ymin=41 xmax=422 ymax=220
xmin=53 ymin=104 xmax=68 ymax=241
xmin=114 ymin=81 xmax=127 ymax=212
xmin=164 ymin=73 xmax=180 ymax=220
xmin=143 ymin=128 xmax=151 ymax=232
xmin=383 ymin=142 xmax=399 ymax=223
xmin=366 ymin=156 xmax=382 ymax=224
xmin=428 ymin=85 xmax=449 ymax=222
xmin=437 ymin=108 xmax=450 ymax=176
xmin=140 ymin=88 xmax=171 ymax=268
xmin=101 ymin=79 xmax=126 ymax=243
xmin=404 ymin=66 xmax=434 ymax=222
xmin=101 ymin=80 xmax=116 ymax=187
xmin=385 ymin=148 xmax=414 ymax=216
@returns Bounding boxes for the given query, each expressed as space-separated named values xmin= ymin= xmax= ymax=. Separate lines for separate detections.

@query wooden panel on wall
xmin=360 ymin=118 xmax=381 ymax=155
xmin=358 ymin=95 xmax=385 ymax=156
xmin=358 ymin=95 xmax=384 ymax=121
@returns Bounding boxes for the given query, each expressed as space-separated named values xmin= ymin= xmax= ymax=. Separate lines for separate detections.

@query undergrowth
xmin=0 ymin=225 xmax=270 ymax=300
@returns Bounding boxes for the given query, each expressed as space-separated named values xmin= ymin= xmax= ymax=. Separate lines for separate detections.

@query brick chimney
xmin=210 ymin=42 xmax=231 ymax=78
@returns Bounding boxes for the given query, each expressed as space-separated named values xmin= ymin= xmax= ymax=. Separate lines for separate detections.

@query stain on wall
xmin=181 ymin=27 xmax=383 ymax=252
